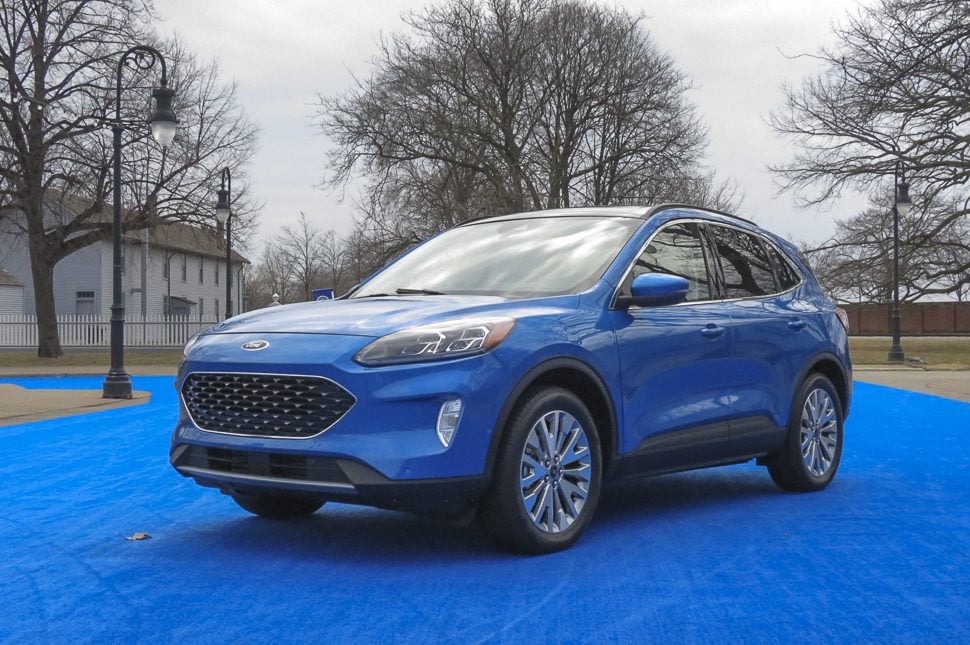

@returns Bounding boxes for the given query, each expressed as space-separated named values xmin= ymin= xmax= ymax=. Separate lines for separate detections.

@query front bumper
xmin=170 ymin=443 xmax=488 ymax=514
xmin=170 ymin=331 xmax=513 ymax=510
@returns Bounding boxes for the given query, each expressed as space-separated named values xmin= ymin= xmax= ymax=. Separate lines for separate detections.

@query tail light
xmin=835 ymin=307 xmax=849 ymax=331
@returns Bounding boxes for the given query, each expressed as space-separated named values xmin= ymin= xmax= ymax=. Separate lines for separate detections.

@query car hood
xmin=207 ymin=295 xmax=515 ymax=337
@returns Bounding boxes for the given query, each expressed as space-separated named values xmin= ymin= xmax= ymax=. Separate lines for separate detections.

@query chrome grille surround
xmin=181 ymin=372 xmax=356 ymax=439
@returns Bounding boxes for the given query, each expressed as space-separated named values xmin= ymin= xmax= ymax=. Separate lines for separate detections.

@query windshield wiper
xmin=395 ymin=288 xmax=446 ymax=295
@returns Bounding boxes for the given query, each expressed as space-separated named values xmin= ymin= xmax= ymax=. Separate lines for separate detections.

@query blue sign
xmin=312 ymin=288 xmax=334 ymax=301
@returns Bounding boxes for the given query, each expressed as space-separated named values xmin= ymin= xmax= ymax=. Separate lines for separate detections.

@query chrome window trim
xmin=610 ymin=217 xmax=805 ymax=310
xmin=179 ymin=371 xmax=357 ymax=440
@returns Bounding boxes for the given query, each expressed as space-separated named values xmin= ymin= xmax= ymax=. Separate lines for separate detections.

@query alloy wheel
xmin=518 ymin=409 xmax=592 ymax=533
xmin=800 ymin=388 xmax=839 ymax=477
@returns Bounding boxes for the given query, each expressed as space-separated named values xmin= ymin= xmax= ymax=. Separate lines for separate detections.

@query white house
xmin=0 ymin=268 xmax=24 ymax=315
xmin=0 ymin=197 xmax=249 ymax=320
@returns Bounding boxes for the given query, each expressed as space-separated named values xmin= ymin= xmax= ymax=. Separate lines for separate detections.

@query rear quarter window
xmin=768 ymin=245 xmax=802 ymax=291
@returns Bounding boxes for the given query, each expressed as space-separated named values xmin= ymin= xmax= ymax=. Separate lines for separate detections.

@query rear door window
xmin=708 ymin=225 xmax=777 ymax=299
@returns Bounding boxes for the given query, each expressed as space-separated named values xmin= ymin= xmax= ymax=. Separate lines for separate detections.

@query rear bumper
xmin=170 ymin=444 xmax=488 ymax=515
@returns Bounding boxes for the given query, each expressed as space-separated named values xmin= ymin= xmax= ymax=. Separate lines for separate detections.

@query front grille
xmin=174 ymin=445 xmax=351 ymax=484
xmin=182 ymin=372 xmax=355 ymax=438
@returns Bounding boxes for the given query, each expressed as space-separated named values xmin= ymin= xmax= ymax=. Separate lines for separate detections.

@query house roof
xmin=0 ymin=268 xmax=23 ymax=287
xmin=131 ymin=222 xmax=250 ymax=264
xmin=41 ymin=192 xmax=249 ymax=265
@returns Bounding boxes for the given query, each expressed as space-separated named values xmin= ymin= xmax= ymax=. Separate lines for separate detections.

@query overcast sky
xmin=155 ymin=0 xmax=871 ymax=252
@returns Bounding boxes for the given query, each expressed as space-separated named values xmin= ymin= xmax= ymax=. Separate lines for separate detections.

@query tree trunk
xmin=27 ymin=216 xmax=63 ymax=358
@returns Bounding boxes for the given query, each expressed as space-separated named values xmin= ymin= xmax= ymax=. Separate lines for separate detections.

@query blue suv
xmin=171 ymin=205 xmax=851 ymax=553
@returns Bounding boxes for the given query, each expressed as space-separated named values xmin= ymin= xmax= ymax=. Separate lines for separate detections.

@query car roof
xmin=462 ymin=203 xmax=757 ymax=227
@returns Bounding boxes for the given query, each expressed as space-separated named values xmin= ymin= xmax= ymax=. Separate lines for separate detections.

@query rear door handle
xmin=700 ymin=324 xmax=726 ymax=339
xmin=787 ymin=319 xmax=807 ymax=331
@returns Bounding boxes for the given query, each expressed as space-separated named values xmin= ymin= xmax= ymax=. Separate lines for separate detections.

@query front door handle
xmin=700 ymin=324 xmax=726 ymax=339
xmin=787 ymin=319 xmax=807 ymax=331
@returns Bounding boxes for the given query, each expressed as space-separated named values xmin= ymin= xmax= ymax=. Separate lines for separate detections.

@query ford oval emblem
xmin=241 ymin=340 xmax=270 ymax=351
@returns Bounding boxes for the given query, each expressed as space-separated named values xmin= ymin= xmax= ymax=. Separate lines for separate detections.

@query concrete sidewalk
xmin=854 ymin=367 xmax=970 ymax=403
xmin=0 ymin=364 xmax=169 ymax=427
xmin=0 ymin=383 xmax=150 ymax=427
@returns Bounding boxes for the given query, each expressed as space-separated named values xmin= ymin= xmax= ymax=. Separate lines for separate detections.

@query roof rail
xmin=455 ymin=203 xmax=756 ymax=227
xmin=645 ymin=203 xmax=757 ymax=226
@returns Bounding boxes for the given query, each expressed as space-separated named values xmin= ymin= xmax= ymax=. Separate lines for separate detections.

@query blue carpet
xmin=0 ymin=377 xmax=967 ymax=643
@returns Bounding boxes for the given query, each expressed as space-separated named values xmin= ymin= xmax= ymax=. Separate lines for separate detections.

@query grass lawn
xmin=849 ymin=336 xmax=970 ymax=369
xmin=0 ymin=349 xmax=183 ymax=367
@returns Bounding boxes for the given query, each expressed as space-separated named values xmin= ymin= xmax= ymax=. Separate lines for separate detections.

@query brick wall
xmin=843 ymin=302 xmax=970 ymax=335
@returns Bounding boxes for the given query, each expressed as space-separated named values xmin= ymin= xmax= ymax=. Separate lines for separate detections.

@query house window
xmin=215 ymin=263 xmax=219 ymax=285
xmin=199 ymin=258 xmax=204 ymax=284
xmin=199 ymin=297 xmax=204 ymax=320
xmin=163 ymin=258 xmax=169 ymax=280
xmin=215 ymin=298 xmax=220 ymax=318
xmin=181 ymin=254 xmax=187 ymax=282
xmin=75 ymin=291 xmax=95 ymax=316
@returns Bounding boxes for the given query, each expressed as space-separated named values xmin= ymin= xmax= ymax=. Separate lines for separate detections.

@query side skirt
xmin=609 ymin=415 xmax=786 ymax=481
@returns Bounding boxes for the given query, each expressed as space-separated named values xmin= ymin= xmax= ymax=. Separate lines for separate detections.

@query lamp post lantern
xmin=214 ymin=168 xmax=232 ymax=320
xmin=887 ymin=161 xmax=911 ymax=362
xmin=103 ymin=46 xmax=178 ymax=399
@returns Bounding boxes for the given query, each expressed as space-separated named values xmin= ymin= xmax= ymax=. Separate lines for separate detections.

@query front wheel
xmin=479 ymin=387 xmax=602 ymax=554
xmin=231 ymin=492 xmax=325 ymax=519
xmin=767 ymin=373 xmax=844 ymax=492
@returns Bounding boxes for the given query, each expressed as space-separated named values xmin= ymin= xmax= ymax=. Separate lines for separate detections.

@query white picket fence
xmin=0 ymin=315 xmax=220 ymax=348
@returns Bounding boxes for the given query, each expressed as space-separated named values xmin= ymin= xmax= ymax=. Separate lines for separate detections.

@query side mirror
xmin=616 ymin=273 xmax=689 ymax=308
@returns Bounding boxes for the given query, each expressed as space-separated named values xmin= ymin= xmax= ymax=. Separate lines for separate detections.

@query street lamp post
xmin=887 ymin=161 xmax=911 ymax=362
xmin=214 ymin=169 xmax=232 ymax=320
xmin=103 ymin=46 xmax=178 ymax=399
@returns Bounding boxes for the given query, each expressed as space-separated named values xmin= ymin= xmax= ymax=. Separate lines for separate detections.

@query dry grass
xmin=0 ymin=350 xmax=183 ymax=367
xmin=849 ymin=337 xmax=970 ymax=369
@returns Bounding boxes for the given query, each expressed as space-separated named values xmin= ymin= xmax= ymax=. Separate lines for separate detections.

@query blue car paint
xmin=172 ymin=206 xmax=851 ymax=504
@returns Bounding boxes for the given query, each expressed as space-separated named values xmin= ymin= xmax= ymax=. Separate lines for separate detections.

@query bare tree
xmin=770 ymin=0 xmax=969 ymax=240
xmin=805 ymin=192 xmax=970 ymax=303
xmin=317 ymin=0 xmax=713 ymax=245
xmin=340 ymin=225 xmax=386 ymax=293
xmin=0 ymin=1 xmax=258 ymax=356
xmin=277 ymin=212 xmax=327 ymax=301
xmin=245 ymin=242 xmax=296 ymax=307
xmin=318 ymin=229 xmax=347 ymax=296
xmin=246 ymin=214 xmax=353 ymax=304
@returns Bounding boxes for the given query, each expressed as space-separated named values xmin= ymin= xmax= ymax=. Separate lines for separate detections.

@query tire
xmin=479 ymin=386 xmax=602 ymax=554
xmin=767 ymin=373 xmax=844 ymax=492
xmin=231 ymin=492 xmax=326 ymax=519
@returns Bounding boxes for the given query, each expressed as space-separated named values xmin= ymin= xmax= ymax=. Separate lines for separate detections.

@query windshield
xmin=352 ymin=216 xmax=642 ymax=299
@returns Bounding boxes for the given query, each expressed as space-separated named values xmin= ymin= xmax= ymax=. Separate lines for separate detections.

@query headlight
xmin=354 ymin=318 xmax=515 ymax=366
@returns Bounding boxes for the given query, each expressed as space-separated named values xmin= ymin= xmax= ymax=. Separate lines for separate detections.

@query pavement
xmin=0 ymin=362 xmax=969 ymax=426
xmin=0 ymin=383 xmax=151 ymax=427
xmin=854 ymin=367 xmax=970 ymax=403
xmin=0 ymin=365 xmax=170 ymax=427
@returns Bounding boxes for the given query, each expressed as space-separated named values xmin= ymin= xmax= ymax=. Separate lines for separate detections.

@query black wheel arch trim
xmin=484 ymin=356 xmax=619 ymax=478
xmin=796 ymin=351 xmax=852 ymax=420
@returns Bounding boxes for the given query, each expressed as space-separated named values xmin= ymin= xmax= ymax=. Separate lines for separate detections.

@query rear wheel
xmin=767 ymin=373 xmax=844 ymax=492
xmin=231 ymin=492 xmax=325 ymax=519
xmin=479 ymin=387 xmax=602 ymax=554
